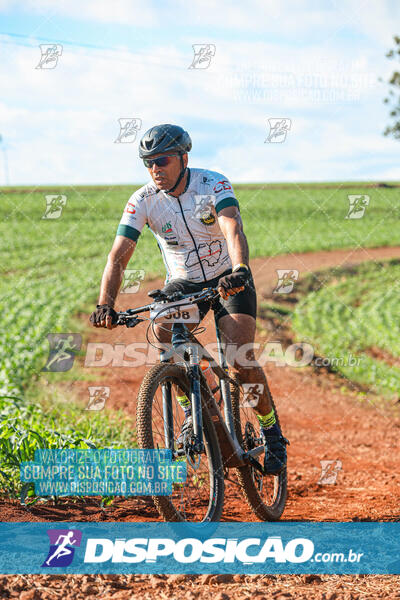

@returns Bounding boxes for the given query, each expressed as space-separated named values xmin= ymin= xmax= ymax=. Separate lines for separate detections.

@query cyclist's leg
xmin=213 ymin=269 xmax=273 ymax=412
xmin=215 ymin=312 xmax=273 ymax=415
xmin=214 ymin=274 xmax=287 ymax=473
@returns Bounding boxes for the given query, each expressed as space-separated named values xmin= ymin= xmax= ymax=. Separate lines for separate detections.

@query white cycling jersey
xmin=116 ymin=167 xmax=239 ymax=283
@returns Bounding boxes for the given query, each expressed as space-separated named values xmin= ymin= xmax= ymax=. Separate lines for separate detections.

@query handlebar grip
xmin=148 ymin=288 xmax=168 ymax=301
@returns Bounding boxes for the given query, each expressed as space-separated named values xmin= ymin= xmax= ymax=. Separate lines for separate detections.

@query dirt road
xmin=2 ymin=245 xmax=400 ymax=598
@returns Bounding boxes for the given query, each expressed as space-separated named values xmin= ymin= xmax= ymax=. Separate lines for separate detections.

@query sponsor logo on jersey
xmin=213 ymin=180 xmax=232 ymax=194
xmin=125 ymin=202 xmax=136 ymax=214
xmin=164 ymin=232 xmax=179 ymax=246
xmin=165 ymin=236 xmax=179 ymax=246
xmin=162 ymin=222 xmax=173 ymax=233
xmin=200 ymin=211 xmax=216 ymax=226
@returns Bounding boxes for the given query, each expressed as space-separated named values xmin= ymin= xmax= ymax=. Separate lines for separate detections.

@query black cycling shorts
xmin=161 ymin=268 xmax=257 ymax=323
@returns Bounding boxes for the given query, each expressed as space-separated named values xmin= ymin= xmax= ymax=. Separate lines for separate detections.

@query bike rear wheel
xmin=136 ymin=363 xmax=224 ymax=522
xmin=230 ymin=374 xmax=288 ymax=521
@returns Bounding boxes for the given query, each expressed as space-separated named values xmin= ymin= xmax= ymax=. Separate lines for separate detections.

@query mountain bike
xmin=116 ymin=286 xmax=288 ymax=522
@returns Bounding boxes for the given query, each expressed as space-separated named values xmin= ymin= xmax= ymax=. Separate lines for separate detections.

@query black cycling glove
xmin=218 ymin=266 xmax=250 ymax=293
xmin=89 ymin=304 xmax=118 ymax=326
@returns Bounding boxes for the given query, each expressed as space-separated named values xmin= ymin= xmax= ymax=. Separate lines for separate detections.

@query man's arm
xmin=217 ymin=205 xmax=249 ymax=267
xmin=217 ymin=205 xmax=250 ymax=299
xmin=96 ymin=236 xmax=136 ymax=328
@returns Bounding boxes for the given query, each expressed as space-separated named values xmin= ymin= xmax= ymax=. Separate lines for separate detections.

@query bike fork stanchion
xmin=159 ymin=350 xmax=175 ymax=452
xmin=188 ymin=342 xmax=204 ymax=454
xmin=161 ymin=381 xmax=174 ymax=452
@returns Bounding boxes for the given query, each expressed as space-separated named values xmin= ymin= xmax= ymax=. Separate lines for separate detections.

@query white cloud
xmin=0 ymin=4 xmax=399 ymax=185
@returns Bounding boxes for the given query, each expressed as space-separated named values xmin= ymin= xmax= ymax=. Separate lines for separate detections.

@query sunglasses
xmin=143 ymin=154 xmax=180 ymax=168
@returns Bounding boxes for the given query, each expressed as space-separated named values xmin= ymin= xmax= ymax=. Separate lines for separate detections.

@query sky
xmin=0 ymin=0 xmax=399 ymax=185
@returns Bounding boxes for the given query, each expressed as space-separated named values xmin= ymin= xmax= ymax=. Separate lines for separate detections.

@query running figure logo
xmin=346 ymin=195 xmax=370 ymax=219
xmin=114 ymin=118 xmax=142 ymax=143
xmin=42 ymin=529 xmax=82 ymax=567
xmin=188 ymin=44 xmax=216 ymax=69
xmin=86 ymin=386 xmax=110 ymax=410
xmin=42 ymin=195 xmax=67 ymax=219
xmin=265 ymin=118 xmax=291 ymax=143
xmin=242 ymin=383 xmax=264 ymax=408
xmin=121 ymin=269 xmax=145 ymax=293
xmin=318 ymin=460 xmax=342 ymax=485
xmin=273 ymin=269 xmax=299 ymax=294
xmin=42 ymin=334 xmax=82 ymax=372
xmin=36 ymin=44 xmax=63 ymax=69
xmin=193 ymin=195 xmax=216 ymax=225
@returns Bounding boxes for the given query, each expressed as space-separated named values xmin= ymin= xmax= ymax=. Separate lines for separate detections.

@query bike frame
xmin=117 ymin=289 xmax=266 ymax=473
xmin=159 ymin=316 xmax=265 ymax=471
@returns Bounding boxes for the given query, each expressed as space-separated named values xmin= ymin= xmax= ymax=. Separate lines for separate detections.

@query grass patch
xmin=291 ymin=258 xmax=400 ymax=399
xmin=1 ymin=383 xmax=135 ymax=498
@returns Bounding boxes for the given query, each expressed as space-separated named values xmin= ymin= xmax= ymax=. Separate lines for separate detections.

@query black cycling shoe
xmin=176 ymin=415 xmax=193 ymax=449
xmin=263 ymin=432 xmax=288 ymax=475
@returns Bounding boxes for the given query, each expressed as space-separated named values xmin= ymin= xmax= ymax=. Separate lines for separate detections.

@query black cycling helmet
xmin=139 ymin=124 xmax=192 ymax=159
xmin=139 ymin=124 xmax=191 ymax=194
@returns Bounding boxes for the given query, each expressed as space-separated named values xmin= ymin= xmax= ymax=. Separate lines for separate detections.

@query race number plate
xmin=149 ymin=302 xmax=200 ymax=323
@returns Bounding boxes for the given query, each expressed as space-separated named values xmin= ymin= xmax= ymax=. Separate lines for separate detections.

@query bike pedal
xmin=246 ymin=454 xmax=265 ymax=476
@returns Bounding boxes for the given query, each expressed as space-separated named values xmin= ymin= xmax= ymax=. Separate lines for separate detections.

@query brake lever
xmin=117 ymin=315 xmax=143 ymax=328
xmin=148 ymin=288 xmax=168 ymax=301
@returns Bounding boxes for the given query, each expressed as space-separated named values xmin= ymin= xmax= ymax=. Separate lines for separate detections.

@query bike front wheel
xmin=230 ymin=374 xmax=288 ymax=521
xmin=136 ymin=362 xmax=224 ymax=522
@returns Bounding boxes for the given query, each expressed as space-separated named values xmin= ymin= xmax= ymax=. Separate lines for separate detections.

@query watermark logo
xmin=314 ymin=354 xmax=362 ymax=368
xmin=318 ymin=460 xmax=342 ymax=485
xmin=346 ymin=195 xmax=370 ymax=219
xmin=121 ymin=269 xmax=145 ymax=293
xmin=42 ymin=529 xmax=82 ymax=567
xmin=86 ymin=386 xmax=110 ymax=410
xmin=193 ymin=195 xmax=216 ymax=225
xmin=273 ymin=269 xmax=299 ymax=294
xmin=242 ymin=383 xmax=264 ymax=408
xmin=36 ymin=44 xmax=63 ymax=69
xmin=114 ymin=118 xmax=142 ymax=143
xmin=83 ymin=535 xmax=314 ymax=564
xmin=189 ymin=44 xmax=216 ymax=69
xmin=83 ymin=340 xmax=315 ymax=369
xmin=265 ymin=118 xmax=291 ymax=143
xmin=42 ymin=334 xmax=82 ymax=372
xmin=42 ymin=195 xmax=67 ymax=219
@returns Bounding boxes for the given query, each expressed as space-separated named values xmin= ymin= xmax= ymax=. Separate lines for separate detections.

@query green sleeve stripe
xmin=215 ymin=197 xmax=239 ymax=213
xmin=116 ymin=224 xmax=141 ymax=241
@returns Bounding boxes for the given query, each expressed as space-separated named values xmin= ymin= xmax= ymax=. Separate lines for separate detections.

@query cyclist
xmin=90 ymin=124 xmax=287 ymax=475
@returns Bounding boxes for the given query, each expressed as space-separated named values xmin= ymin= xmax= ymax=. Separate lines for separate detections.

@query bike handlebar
xmin=115 ymin=286 xmax=221 ymax=327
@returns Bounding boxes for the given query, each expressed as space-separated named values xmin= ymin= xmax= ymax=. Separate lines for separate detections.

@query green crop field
xmin=1 ymin=181 xmax=399 ymax=495
xmin=291 ymin=258 xmax=400 ymax=400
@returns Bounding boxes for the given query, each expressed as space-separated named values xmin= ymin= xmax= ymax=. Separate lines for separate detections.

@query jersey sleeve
xmin=116 ymin=190 xmax=147 ymax=242
xmin=209 ymin=174 xmax=239 ymax=214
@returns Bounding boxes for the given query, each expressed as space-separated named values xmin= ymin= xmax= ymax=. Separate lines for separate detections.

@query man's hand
xmin=89 ymin=304 xmax=119 ymax=329
xmin=217 ymin=266 xmax=250 ymax=300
